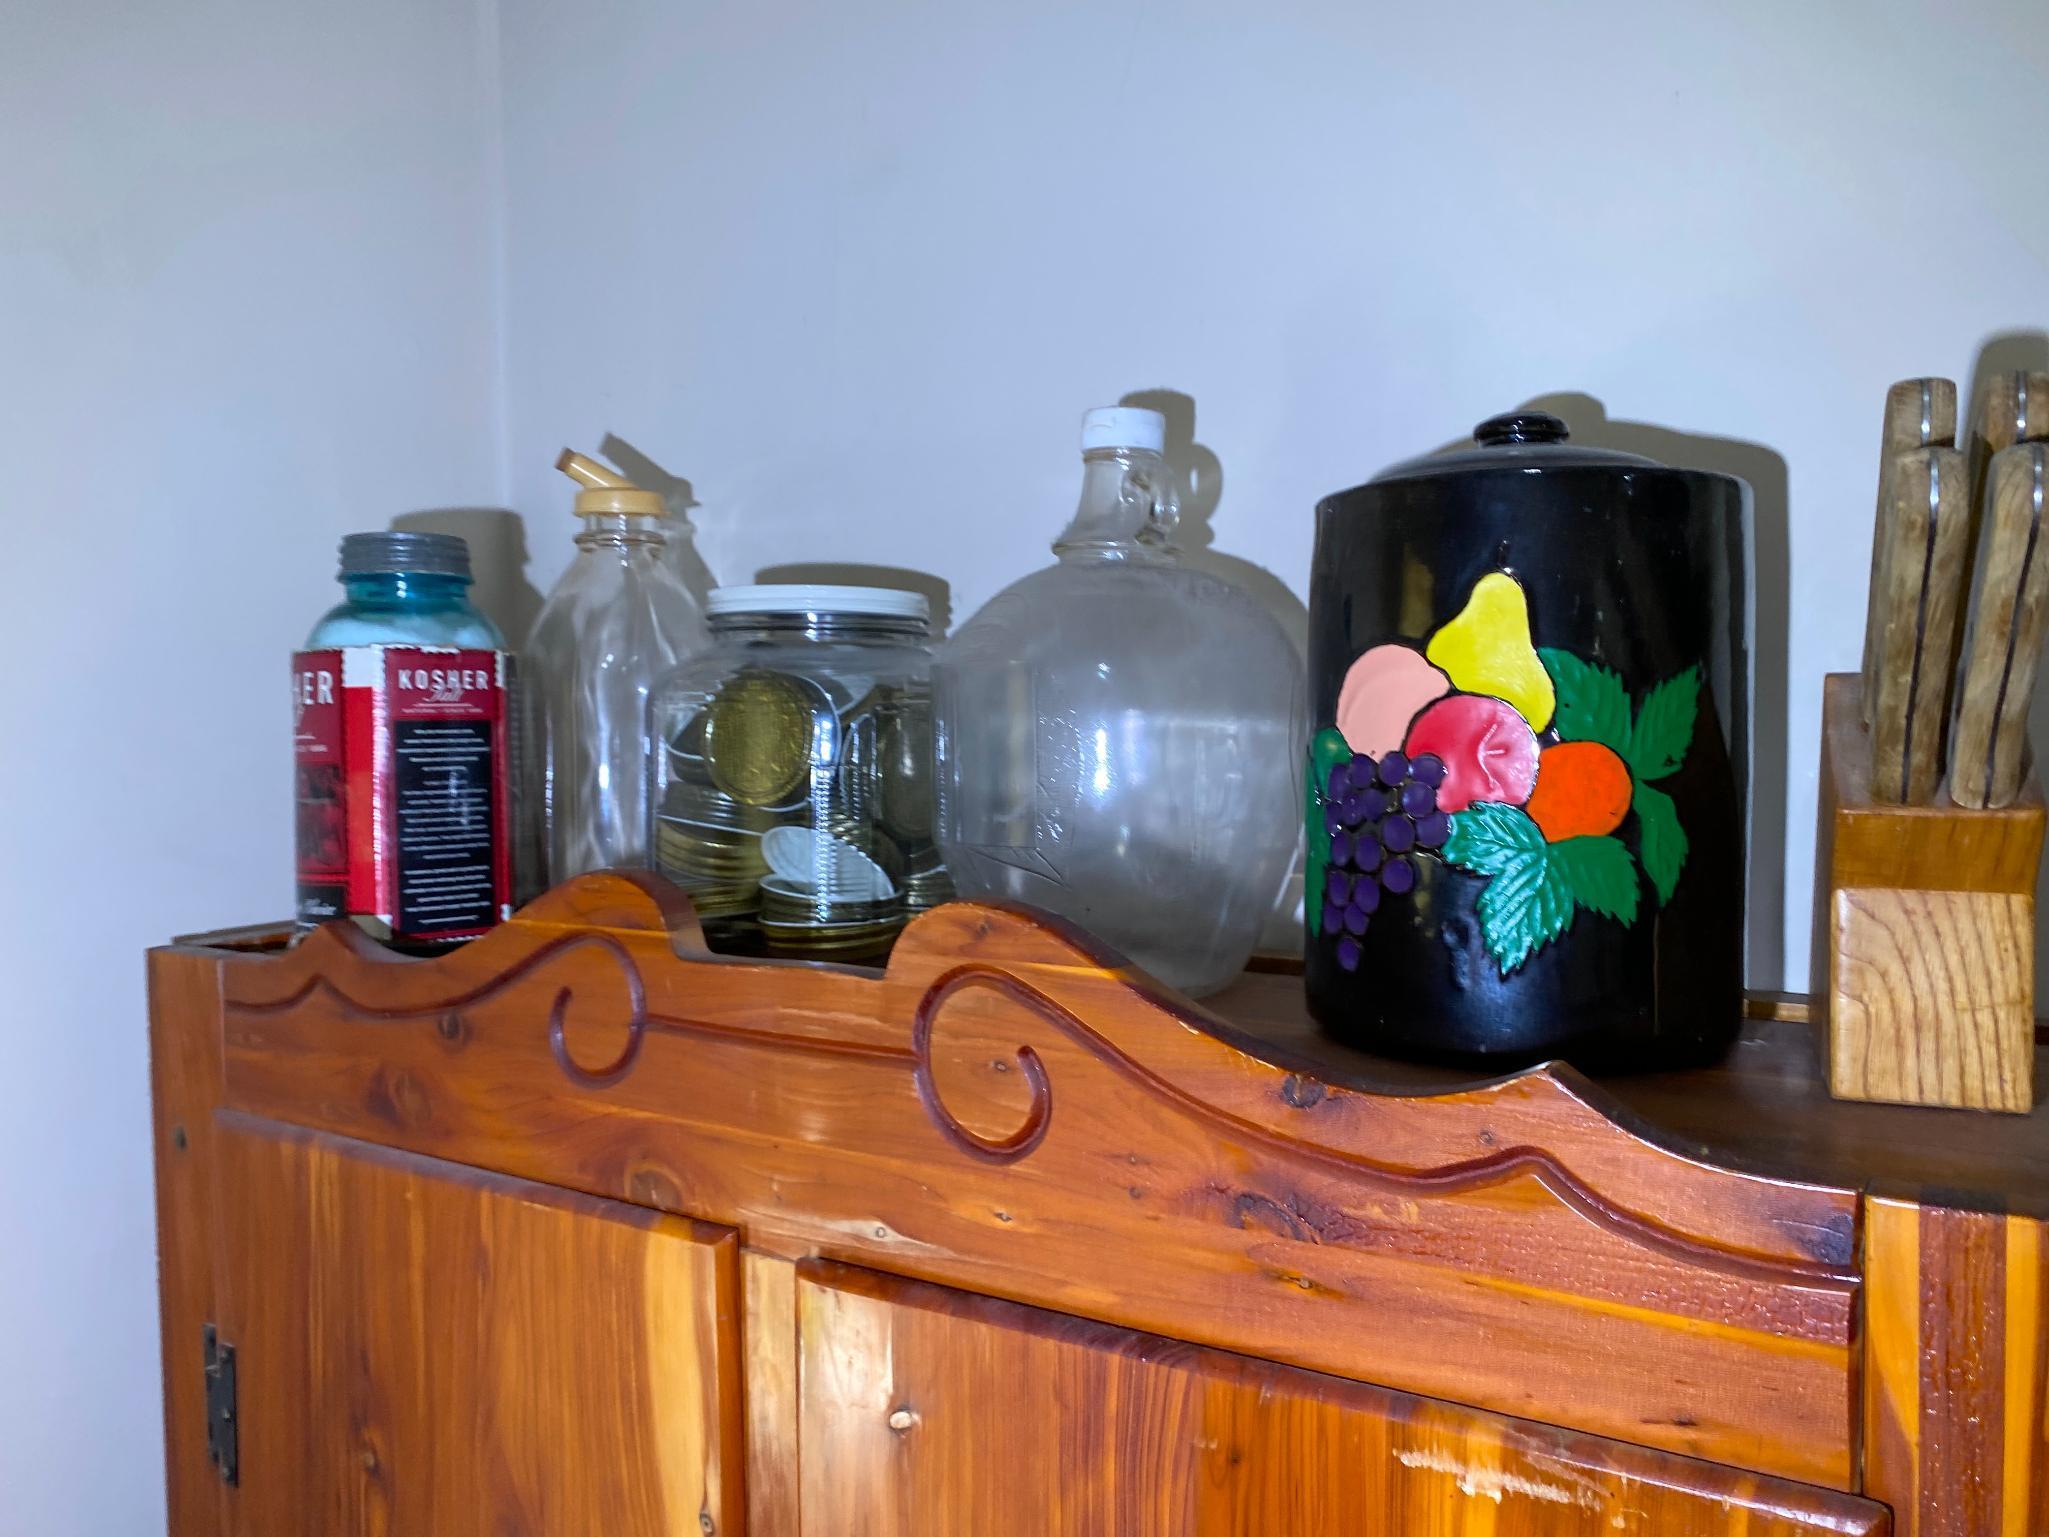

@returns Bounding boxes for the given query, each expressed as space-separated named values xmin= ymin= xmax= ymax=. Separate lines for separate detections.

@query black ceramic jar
xmin=1304 ymin=411 xmax=1748 ymax=1068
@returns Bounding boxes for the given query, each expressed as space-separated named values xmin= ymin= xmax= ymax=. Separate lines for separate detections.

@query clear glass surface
xmin=647 ymin=608 xmax=943 ymax=958
xmin=306 ymin=573 xmax=504 ymax=648
xmin=527 ymin=515 xmax=708 ymax=880
xmin=935 ymin=446 xmax=1303 ymax=997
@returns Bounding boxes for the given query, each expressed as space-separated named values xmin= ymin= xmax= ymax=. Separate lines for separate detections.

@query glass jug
xmin=935 ymin=407 xmax=1302 ymax=997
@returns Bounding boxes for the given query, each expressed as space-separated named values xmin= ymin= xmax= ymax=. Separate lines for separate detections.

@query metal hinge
xmin=202 ymin=1324 xmax=238 ymax=1486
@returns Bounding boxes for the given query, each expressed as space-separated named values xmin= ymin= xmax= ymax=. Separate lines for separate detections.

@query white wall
xmin=498 ymin=0 xmax=2049 ymax=992
xmin=0 ymin=2 xmax=503 ymax=1530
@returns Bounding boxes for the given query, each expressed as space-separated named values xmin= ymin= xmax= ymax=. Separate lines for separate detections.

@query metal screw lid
xmin=337 ymin=531 xmax=473 ymax=580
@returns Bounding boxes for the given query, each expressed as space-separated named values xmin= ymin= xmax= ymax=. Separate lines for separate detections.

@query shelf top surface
xmin=1206 ymin=969 xmax=2049 ymax=1210
xmin=175 ymin=882 xmax=2049 ymax=1214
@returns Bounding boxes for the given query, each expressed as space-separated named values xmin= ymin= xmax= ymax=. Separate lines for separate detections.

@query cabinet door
xmin=213 ymin=1117 xmax=742 ymax=1537
xmin=796 ymin=1262 xmax=1885 ymax=1537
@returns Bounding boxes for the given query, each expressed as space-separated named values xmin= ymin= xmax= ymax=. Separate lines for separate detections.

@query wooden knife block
xmin=1813 ymin=673 xmax=2041 ymax=1112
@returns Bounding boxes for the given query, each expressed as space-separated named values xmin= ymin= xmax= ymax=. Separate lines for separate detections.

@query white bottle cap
xmin=1080 ymin=406 xmax=1166 ymax=455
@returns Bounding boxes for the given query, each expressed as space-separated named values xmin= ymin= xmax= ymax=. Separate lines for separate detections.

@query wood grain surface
xmin=745 ymin=1250 xmax=801 ymax=1536
xmin=1863 ymin=377 xmax=1959 ymax=716
xmin=1952 ymin=443 xmax=2049 ymax=810
xmin=149 ymin=948 xmax=233 ymax=1537
xmin=1863 ymin=1195 xmax=2049 ymax=1537
xmin=194 ymin=872 xmax=1862 ymax=1487
xmin=794 ymin=1260 xmax=1887 ymax=1536
xmin=1815 ymin=673 xmax=2042 ymax=1113
xmin=1827 ymin=887 xmax=2034 ymax=1112
xmin=213 ymin=1115 xmax=742 ymax=1536
xmin=1868 ymin=446 xmax=1973 ymax=803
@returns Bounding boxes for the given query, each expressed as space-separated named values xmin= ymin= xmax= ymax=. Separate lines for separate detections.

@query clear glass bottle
xmin=306 ymin=532 xmax=504 ymax=649
xmin=934 ymin=407 xmax=1303 ymax=997
xmin=648 ymin=585 xmax=946 ymax=959
xmin=527 ymin=450 xmax=709 ymax=881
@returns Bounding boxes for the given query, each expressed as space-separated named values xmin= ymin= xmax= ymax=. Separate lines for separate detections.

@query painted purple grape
xmin=1336 ymin=934 xmax=1362 ymax=972
xmin=1324 ymin=803 xmax=1345 ymax=836
xmin=1380 ymin=813 xmax=1415 ymax=854
xmin=1352 ymin=874 xmax=1381 ymax=914
xmin=1322 ymin=901 xmax=1344 ymax=935
xmin=1399 ymin=780 xmax=1435 ymax=816
xmin=1325 ymin=868 xmax=1352 ymax=906
xmin=1343 ymin=901 xmax=1370 ymax=936
xmin=1327 ymin=760 xmax=1350 ymax=798
xmin=1409 ymin=753 xmax=1445 ymax=788
xmin=1382 ymin=854 xmax=1415 ymax=895
xmin=1352 ymin=827 xmax=1383 ymax=872
xmin=1376 ymin=750 xmax=1408 ymax=787
xmin=1413 ymin=810 xmax=1450 ymax=848
xmin=1330 ymin=829 xmax=1353 ymax=866
xmin=1338 ymin=789 xmax=1371 ymax=828
xmin=1346 ymin=755 xmax=1380 ymax=792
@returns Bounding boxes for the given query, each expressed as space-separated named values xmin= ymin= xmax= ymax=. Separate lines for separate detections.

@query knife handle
xmin=1860 ymin=378 xmax=1958 ymax=720
xmin=1950 ymin=443 xmax=2049 ymax=809
xmin=1869 ymin=445 xmax=1971 ymax=803
xmin=1973 ymin=369 xmax=2049 ymax=460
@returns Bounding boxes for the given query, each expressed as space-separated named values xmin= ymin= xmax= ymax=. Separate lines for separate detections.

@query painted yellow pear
xmin=1425 ymin=573 xmax=1555 ymax=732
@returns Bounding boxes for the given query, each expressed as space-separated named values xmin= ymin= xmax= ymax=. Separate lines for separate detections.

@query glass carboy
xmin=648 ymin=584 xmax=948 ymax=959
xmin=526 ymin=449 xmax=709 ymax=881
xmin=934 ymin=406 xmax=1302 ymax=997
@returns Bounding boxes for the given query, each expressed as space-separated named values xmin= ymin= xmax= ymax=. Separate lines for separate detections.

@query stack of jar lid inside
xmin=650 ymin=584 xmax=953 ymax=960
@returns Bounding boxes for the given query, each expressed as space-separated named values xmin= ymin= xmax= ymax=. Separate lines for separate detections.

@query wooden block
xmin=1817 ymin=673 xmax=2041 ymax=1113
xmin=1829 ymin=887 xmax=2034 ymax=1111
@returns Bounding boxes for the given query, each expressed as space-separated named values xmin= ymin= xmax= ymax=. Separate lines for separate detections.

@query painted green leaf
xmin=1548 ymin=834 xmax=1640 ymax=924
xmin=1633 ymin=779 xmax=1688 ymax=904
xmin=1310 ymin=726 xmax=1353 ymax=786
xmin=1442 ymin=801 xmax=1545 ymax=878
xmin=1539 ymin=648 xmax=1631 ymax=752
xmin=1626 ymin=665 xmax=1700 ymax=780
xmin=1473 ymin=844 xmax=1576 ymax=974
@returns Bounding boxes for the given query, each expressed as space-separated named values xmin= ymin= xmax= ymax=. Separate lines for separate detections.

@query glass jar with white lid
xmin=647 ymin=583 xmax=949 ymax=959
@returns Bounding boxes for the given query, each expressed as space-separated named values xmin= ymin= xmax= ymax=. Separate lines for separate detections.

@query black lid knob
xmin=1474 ymin=412 xmax=1569 ymax=448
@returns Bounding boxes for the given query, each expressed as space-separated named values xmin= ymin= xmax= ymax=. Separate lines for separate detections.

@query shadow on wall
xmin=1508 ymin=393 xmax=1792 ymax=992
xmin=1120 ymin=387 xmax=1311 ymax=662
xmin=601 ymin=434 xmax=720 ymax=612
xmin=390 ymin=507 xmax=545 ymax=645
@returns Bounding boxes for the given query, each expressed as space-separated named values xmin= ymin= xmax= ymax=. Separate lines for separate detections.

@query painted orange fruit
xmin=1526 ymin=740 xmax=1631 ymax=841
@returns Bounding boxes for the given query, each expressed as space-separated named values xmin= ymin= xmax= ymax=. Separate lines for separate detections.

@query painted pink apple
xmin=1402 ymin=694 xmax=1539 ymax=812
xmin=1336 ymin=643 xmax=1451 ymax=757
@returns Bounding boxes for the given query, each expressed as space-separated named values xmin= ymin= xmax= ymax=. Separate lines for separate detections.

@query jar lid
xmin=1369 ymin=411 xmax=1660 ymax=484
xmin=1081 ymin=406 xmax=1165 ymax=454
xmin=338 ymin=531 xmax=472 ymax=580
xmin=708 ymin=583 xmax=930 ymax=623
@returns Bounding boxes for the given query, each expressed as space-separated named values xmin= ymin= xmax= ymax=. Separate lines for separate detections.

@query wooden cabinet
xmin=792 ymin=1262 xmax=1880 ymax=1536
xmin=213 ymin=1122 xmax=739 ymax=1535
xmin=150 ymin=873 xmax=2049 ymax=1536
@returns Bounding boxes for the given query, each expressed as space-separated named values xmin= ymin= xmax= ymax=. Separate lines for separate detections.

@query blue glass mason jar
xmin=306 ymin=532 xmax=504 ymax=648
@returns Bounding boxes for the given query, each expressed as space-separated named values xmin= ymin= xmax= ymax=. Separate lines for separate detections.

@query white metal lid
xmin=1080 ymin=406 xmax=1166 ymax=454
xmin=707 ymin=583 xmax=930 ymax=622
